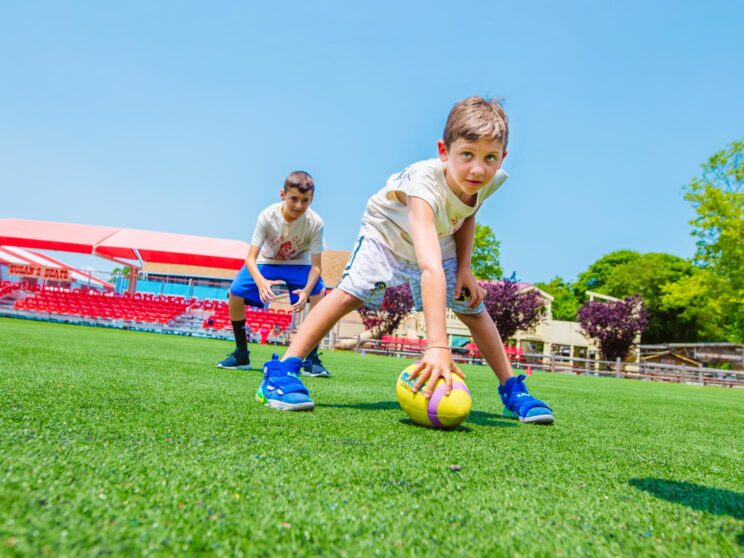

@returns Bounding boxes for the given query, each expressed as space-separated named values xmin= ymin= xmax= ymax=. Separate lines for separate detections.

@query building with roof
xmin=640 ymin=343 xmax=744 ymax=371
xmin=396 ymin=282 xmax=603 ymax=359
xmin=640 ymin=351 xmax=702 ymax=368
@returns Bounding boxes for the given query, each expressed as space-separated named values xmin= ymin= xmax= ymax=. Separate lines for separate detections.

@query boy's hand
xmin=258 ymin=279 xmax=284 ymax=304
xmin=408 ymin=348 xmax=466 ymax=398
xmin=455 ymin=269 xmax=486 ymax=309
xmin=290 ymin=289 xmax=309 ymax=312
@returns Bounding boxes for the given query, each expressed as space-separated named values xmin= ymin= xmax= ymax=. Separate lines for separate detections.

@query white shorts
xmin=336 ymin=235 xmax=485 ymax=315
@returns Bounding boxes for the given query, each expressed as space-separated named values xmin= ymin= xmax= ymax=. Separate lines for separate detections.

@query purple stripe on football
xmin=427 ymin=385 xmax=445 ymax=428
xmin=451 ymin=380 xmax=470 ymax=396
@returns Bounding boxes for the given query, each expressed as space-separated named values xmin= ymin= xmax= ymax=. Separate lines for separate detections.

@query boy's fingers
xmin=409 ymin=361 xmax=426 ymax=379
xmin=452 ymin=363 xmax=466 ymax=379
xmin=412 ymin=370 xmax=429 ymax=390
xmin=443 ymin=370 xmax=452 ymax=395
xmin=290 ymin=290 xmax=306 ymax=309
xmin=469 ymin=286 xmax=484 ymax=307
xmin=422 ymin=371 xmax=441 ymax=398
xmin=412 ymin=366 xmax=430 ymax=392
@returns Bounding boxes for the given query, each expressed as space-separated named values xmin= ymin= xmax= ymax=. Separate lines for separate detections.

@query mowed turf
xmin=0 ymin=318 xmax=742 ymax=557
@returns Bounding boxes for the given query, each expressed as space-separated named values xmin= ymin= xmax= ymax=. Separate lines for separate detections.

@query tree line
xmin=536 ymin=140 xmax=742 ymax=346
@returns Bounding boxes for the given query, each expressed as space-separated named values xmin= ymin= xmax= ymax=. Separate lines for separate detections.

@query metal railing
xmin=348 ymin=337 xmax=744 ymax=388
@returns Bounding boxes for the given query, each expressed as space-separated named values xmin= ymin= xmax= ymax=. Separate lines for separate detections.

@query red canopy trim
xmin=0 ymin=218 xmax=249 ymax=270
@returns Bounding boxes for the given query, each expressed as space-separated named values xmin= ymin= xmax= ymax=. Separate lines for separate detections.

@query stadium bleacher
xmin=14 ymin=288 xmax=191 ymax=324
xmin=1 ymin=282 xmax=293 ymax=339
xmin=0 ymin=280 xmax=25 ymax=299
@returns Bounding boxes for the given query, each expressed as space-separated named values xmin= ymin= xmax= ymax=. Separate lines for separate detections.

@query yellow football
xmin=396 ymin=364 xmax=472 ymax=429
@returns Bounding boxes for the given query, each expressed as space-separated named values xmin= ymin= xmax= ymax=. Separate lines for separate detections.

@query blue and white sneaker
xmin=302 ymin=348 xmax=331 ymax=378
xmin=498 ymin=374 xmax=554 ymax=425
xmin=256 ymin=355 xmax=314 ymax=411
xmin=216 ymin=348 xmax=251 ymax=370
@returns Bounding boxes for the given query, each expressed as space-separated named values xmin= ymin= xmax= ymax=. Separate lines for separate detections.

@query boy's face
xmin=438 ymin=137 xmax=507 ymax=199
xmin=280 ymin=186 xmax=313 ymax=222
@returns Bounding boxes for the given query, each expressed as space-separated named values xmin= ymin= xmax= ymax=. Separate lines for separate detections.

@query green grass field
xmin=1 ymin=318 xmax=742 ymax=557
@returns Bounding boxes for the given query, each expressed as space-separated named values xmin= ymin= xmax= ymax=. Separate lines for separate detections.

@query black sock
xmin=232 ymin=319 xmax=248 ymax=353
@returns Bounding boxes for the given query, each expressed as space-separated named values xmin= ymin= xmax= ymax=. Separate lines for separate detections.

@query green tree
xmin=109 ymin=266 xmax=131 ymax=283
xmin=534 ymin=276 xmax=581 ymax=321
xmin=573 ymin=250 xmax=640 ymax=298
xmin=603 ymin=253 xmax=699 ymax=343
xmin=665 ymin=140 xmax=744 ymax=341
xmin=471 ymin=223 xmax=502 ymax=280
xmin=573 ymin=250 xmax=706 ymax=342
xmin=661 ymin=267 xmax=726 ymax=341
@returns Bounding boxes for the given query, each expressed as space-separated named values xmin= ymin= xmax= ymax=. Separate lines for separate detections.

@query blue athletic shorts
xmin=229 ymin=264 xmax=325 ymax=308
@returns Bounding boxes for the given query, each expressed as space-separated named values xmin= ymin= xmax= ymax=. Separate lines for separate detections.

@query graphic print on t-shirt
xmin=393 ymin=167 xmax=417 ymax=186
xmin=267 ymin=235 xmax=304 ymax=260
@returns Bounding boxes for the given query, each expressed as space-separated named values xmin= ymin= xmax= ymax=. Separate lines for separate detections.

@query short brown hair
xmin=443 ymin=96 xmax=509 ymax=149
xmin=283 ymin=171 xmax=315 ymax=194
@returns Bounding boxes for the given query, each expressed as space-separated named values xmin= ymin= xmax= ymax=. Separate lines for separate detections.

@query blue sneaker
xmin=302 ymin=348 xmax=331 ymax=378
xmin=216 ymin=348 xmax=251 ymax=370
xmin=256 ymin=355 xmax=314 ymax=411
xmin=498 ymin=374 xmax=554 ymax=425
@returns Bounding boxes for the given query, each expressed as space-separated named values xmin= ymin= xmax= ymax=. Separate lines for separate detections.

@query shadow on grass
xmin=397 ymin=417 xmax=471 ymax=432
xmin=317 ymin=400 xmax=401 ymax=411
xmin=316 ymin=400 xmax=517 ymax=428
xmin=467 ymin=410 xmax=519 ymax=428
xmin=629 ymin=478 xmax=744 ymax=521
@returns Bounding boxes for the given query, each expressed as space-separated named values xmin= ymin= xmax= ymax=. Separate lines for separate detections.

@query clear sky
xmin=2 ymin=1 xmax=743 ymax=283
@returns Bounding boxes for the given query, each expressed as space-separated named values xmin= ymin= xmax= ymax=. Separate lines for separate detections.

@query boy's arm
xmin=407 ymin=197 xmax=465 ymax=397
xmin=244 ymin=246 xmax=282 ymax=304
xmin=453 ymin=214 xmax=486 ymax=308
xmin=290 ymin=252 xmax=322 ymax=312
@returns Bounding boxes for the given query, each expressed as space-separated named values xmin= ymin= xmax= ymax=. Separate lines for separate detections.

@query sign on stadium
xmin=9 ymin=264 xmax=71 ymax=281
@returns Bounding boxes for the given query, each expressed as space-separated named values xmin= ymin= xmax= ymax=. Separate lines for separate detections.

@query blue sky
xmin=2 ymin=1 xmax=743 ymax=283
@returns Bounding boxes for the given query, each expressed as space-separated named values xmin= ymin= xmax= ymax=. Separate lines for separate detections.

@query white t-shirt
xmin=360 ymin=158 xmax=508 ymax=263
xmin=251 ymin=203 xmax=325 ymax=265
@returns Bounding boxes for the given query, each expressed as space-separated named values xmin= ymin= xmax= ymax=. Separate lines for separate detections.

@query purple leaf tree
xmin=481 ymin=279 xmax=546 ymax=341
xmin=358 ymin=284 xmax=415 ymax=337
xmin=577 ymin=296 xmax=649 ymax=362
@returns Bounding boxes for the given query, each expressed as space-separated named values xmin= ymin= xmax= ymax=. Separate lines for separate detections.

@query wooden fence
xmin=349 ymin=337 xmax=744 ymax=388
